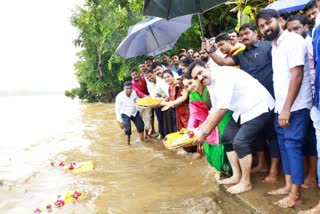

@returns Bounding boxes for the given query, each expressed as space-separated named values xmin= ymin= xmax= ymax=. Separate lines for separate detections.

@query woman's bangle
xmin=200 ymin=129 xmax=209 ymax=137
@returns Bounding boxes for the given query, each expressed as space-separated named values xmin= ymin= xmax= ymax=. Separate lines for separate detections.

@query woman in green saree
xmin=181 ymin=73 xmax=240 ymax=177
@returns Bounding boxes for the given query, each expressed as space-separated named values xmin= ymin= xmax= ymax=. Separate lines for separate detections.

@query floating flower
xmin=54 ymin=199 xmax=65 ymax=207
xmin=72 ymin=191 xmax=82 ymax=199
xmin=46 ymin=204 xmax=53 ymax=212
xmin=33 ymin=208 xmax=41 ymax=214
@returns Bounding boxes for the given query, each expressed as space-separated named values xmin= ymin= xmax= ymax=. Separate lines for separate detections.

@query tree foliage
xmin=66 ymin=0 xmax=271 ymax=102
xmin=65 ymin=0 xmax=145 ymax=102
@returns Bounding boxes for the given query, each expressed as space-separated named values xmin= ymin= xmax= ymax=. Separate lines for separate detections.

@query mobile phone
xmin=209 ymin=37 xmax=215 ymax=46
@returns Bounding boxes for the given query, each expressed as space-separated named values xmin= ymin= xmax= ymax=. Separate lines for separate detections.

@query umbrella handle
xmin=197 ymin=13 xmax=204 ymax=36
xmin=195 ymin=0 xmax=204 ymax=36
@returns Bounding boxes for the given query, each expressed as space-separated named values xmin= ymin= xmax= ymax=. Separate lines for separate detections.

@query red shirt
xmin=132 ymin=77 xmax=149 ymax=98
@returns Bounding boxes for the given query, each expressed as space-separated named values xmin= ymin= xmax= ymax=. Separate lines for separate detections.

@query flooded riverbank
xmin=57 ymin=102 xmax=246 ymax=213
xmin=0 ymin=96 xmax=250 ymax=213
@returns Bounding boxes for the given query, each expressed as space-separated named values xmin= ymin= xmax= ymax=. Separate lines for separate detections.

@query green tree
xmin=66 ymin=0 xmax=145 ymax=102
xmin=66 ymin=0 xmax=271 ymax=102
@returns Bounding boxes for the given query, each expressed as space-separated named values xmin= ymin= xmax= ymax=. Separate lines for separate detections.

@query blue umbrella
xmin=115 ymin=15 xmax=192 ymax=59
xmin=265 ymin=0 xmax=310 ymax=12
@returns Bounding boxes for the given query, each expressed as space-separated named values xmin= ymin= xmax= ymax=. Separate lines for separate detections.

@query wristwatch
xmin=205 ymin=49 xmax=215 ymax=53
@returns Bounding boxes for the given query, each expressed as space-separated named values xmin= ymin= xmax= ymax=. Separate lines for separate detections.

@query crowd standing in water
xmin=115 ymin=0 xmax=320 ymax=212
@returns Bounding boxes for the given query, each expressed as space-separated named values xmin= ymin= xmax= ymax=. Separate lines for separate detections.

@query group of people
xmin=115 ymin=0 xmax=320 ymax=212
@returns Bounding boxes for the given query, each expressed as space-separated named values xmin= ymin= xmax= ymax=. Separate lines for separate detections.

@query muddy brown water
xmin=0 ymin=96 xmax=251 ymax=213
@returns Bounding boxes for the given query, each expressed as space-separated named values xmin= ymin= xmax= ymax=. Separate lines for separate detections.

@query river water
xmin=0 ymin=95 xmax=249 ymax=213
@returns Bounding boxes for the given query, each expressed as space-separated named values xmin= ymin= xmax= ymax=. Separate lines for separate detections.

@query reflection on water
xmin=0 ymin=96 xmax=248 ymax=213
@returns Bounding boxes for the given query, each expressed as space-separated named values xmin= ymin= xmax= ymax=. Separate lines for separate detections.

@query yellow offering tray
xmin=135 ymin=97 xmax=162 ymax=108
xmin=163 ymin=128 xmax=195 ymax=150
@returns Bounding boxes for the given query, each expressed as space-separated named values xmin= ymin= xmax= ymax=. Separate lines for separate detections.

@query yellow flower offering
xmin=135 ymin=97 xmax=162 ymax=107
xmin=163 ymin=128 xmax=195 ymax=150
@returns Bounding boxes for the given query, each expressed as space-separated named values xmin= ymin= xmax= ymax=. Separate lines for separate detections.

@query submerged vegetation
xmin=65 ymin=0 xmax=270 ymax=102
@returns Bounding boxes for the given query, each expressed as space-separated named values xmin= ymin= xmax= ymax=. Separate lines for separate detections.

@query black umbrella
xmin=143 ymin=0 xmax=228 ymax=35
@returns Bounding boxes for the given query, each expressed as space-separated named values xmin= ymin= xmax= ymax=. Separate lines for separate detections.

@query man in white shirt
xmin=151 ymin=61 xmax=179 ymax=79
xmin=189 ymin=60 xmax=274 ymax=195
xmin=115 ymin=81 xmax=144 ymax=145
xmin=257 ymin=9 xmax=313 ymax=208
xmin=147 ymin=63 xmax=169 ymax=99
xmin=145 ymin=70 xmax=167 ymax=139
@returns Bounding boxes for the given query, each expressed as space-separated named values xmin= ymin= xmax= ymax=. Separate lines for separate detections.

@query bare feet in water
xmin=268 ymin=186 xmax=290 ymax=195
xmin=302 ymin=177 xmax=318 ymax=189
xmin=227 ymin=182 xmax=252 ymax=194
xmin=299 ymin=201 xmax=320 ymax=214
xmin=218 ymin=176 xmax=241 ymax=185
xmin=192 ymin=153 xmax=202 ymax=160
xmin=176 ymin=148 xmax=187 ymax=155
xmin=144 ymin=134 xmax=152 ymax=139
xmin=251 ymin=165 xmax=268 ymax=173
xmin=157 ymin=135 xmax=165 ymax=140
xmin=149 ymin=130 xmax=156 ymax=135
xmin=263 ymin=173 xmax=278 ymax=183
xmin=274 ymin=192 xmax=301 ymax=208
